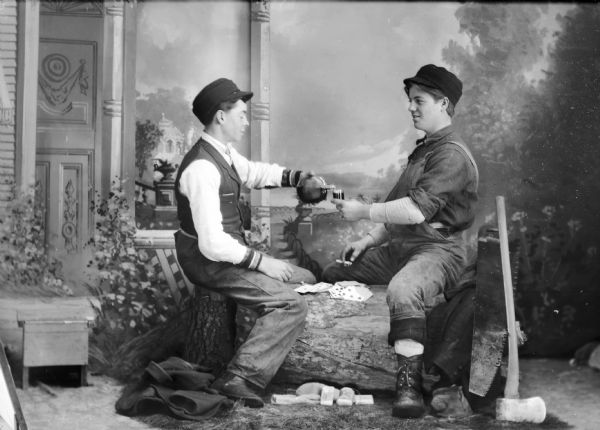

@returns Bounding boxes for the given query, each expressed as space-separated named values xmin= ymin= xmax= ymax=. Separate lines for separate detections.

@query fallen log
xmin=236 ymin=286 xmax=448 ymax=393
xmin=274 ymin=286 xmax=397 ymax=393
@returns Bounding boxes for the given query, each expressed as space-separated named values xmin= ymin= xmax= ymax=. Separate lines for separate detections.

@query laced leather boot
xmin=392 ymin=354 xmax=426 ymax=418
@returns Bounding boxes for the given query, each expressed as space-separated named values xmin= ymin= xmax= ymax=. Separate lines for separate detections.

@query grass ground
xmin=139 ymin=397 xmax=570 ymax=430
xmin=18 ymin=359 xmax=599 ymax=430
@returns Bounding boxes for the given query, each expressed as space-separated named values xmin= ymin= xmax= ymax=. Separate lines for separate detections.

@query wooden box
xmin=17 ymin=310 xmax=94 ymax=389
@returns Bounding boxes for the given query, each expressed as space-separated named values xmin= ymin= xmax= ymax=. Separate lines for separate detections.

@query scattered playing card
xmin=335 ymin=281 xmax=364 ymax=287
xmin=294 ymin=282 xmax=334 ymax=294
xmin=328 ymin=282 xmax=372 ymax=302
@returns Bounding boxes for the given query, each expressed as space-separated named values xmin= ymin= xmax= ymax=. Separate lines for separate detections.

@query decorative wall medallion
xmin=38 ymin=54 xmax=88 ymax=114
xmin=62 ymin=179 xmax=78 ymax=253
xmin=38 ymin=39 xmax=96 ymax=128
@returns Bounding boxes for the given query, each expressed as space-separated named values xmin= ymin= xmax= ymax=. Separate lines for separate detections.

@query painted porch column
xmin=103 ymin=1 xmax=124 ymax=186
xmin=250 ymin=0 xmax=271 ymax=247
xmin=15 ymin=0 xmax=39 ymax=191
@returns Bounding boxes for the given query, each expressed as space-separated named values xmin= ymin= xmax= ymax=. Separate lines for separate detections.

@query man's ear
xmin=216 ymin=110 xmax=225 ymax=124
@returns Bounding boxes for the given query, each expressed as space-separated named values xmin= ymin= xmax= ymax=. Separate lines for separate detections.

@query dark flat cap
xmin=192 ymin=78 xmax=253 ymax=126
xmin=403 ymin=64 xmax=463 ymax=106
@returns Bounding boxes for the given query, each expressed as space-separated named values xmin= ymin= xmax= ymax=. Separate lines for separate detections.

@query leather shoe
xmin=392 ymin=354 xmax=426 ymax=418
xmin=211 ymin=373 xmax=264 ymax=408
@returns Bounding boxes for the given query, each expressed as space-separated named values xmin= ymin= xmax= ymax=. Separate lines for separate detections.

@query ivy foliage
xmin=87 ymin=180 xmax=177 ymax=335
xmin=0 ymin=183 xmax=71 ymax=297
xmin=86 ymin=179 xmax=179 ymax=377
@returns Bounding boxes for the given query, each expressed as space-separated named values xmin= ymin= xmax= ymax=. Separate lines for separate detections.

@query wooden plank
xmin=164 ymin=249 xmax=196 ymax=298
xmin=1 ymin=297 xmax=97 ymax=321
xmin=1 ymin=416 xmax=14 ymax=430
xmin=0 ymin=339 xmax=27 ymax=430
xmin=155 ymin=248 xmax=182 ymax=305
xmin=17 ymin=309 xmax=94 ymax=324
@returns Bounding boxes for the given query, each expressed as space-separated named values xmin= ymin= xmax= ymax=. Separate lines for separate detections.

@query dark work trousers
xmin=322 ymin=223 xmax=467 ymax=345
xmin=424 ymin=286 xmax=475 ymax=384
xmin=175 ymin=231 xmax=316 ymax=389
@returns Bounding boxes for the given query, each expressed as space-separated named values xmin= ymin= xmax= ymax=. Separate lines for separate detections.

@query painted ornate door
xmin=35 ymin=2 xmax=105 ymax=283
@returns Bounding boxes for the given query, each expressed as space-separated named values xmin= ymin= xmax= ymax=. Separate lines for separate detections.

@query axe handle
xmin=496 ymin=196 xmax=520 ymax=399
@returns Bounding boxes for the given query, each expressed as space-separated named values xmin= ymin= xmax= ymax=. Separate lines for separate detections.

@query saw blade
xmin=469 ymin=229 xmax=508 ymax=397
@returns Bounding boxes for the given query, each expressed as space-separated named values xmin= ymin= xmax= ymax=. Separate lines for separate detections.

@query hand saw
xmin=468 ymin=226 xmax=508 ymax=397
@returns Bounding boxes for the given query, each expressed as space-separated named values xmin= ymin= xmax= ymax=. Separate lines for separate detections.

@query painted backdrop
xmin=134 ymin=2 xmax=600 ymax=356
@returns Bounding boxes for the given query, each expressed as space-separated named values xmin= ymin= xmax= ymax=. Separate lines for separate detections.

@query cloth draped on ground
xmin=115 ymin=356 xmax=233 ymax=421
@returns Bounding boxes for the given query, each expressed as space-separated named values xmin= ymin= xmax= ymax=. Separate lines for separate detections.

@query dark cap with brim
xmin=403 ymin=64 xmax=462 ymax=106
xmin=192 ymin=78 xmax=253 ymax=126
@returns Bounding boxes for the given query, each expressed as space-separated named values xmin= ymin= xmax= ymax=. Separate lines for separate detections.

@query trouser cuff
xmin=388 ymin=317 xmax=426 ymax=346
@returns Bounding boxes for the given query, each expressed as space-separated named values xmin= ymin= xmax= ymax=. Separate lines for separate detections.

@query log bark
xmin=273 ymin=286 xmax=400 ymax=393
xmin=187 ymin=285 xmax=447 ymax=393
xmin=183 ymin=288 xmax=236 ymax=373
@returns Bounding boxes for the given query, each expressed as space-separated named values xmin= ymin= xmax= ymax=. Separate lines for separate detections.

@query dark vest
xmin=174 ymin=139 xmax=246 ymax=246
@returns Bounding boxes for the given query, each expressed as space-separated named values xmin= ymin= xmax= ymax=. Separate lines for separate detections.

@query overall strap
xmin=447 ymin=141 xmax=479 ymax=188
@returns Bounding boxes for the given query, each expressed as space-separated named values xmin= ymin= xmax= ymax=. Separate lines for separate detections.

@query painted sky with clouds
xmin=136 ymin=1 xmax=572 ymax=206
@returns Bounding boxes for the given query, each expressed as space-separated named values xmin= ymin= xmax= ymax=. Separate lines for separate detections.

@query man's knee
xmin=387 ymin=281 xmax=422 ymax=306
xmin=294 ymin=266 xmax=317 ymax=284
xmin=285 ymin=290 xmax=308 ymax=319
xmin=296 ymin=293 xmax=309 ymax=319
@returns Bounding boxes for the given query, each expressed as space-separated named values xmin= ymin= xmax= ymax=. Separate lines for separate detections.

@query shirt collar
xmin=202 ymin=131 xmax=232 ymax=164
xmin=418 ymin=124 xmax=454 ymax=146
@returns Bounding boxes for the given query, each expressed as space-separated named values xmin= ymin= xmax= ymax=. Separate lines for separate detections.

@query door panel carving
xmin=37 ymin=39 xmax=96 ymax=129
xmin=36 ymin=150 xmax=93 ymax=254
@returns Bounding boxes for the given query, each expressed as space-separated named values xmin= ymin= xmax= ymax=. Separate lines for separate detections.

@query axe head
xmin=496 ymin=396 xmax=546 ymax=423
xmin=469 ymin=229 xmax=508 ymax=397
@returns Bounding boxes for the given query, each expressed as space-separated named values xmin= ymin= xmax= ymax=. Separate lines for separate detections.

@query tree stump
xmin=183 ymin=288 xmax=237 ymax=374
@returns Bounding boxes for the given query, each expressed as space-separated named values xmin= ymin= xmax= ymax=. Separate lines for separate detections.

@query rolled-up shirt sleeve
xmin=370 ymin=196 xmax=425 ymax=225
xmin=179 ymin=160 xmax=248 ymax=264
xmin=230 ymin=148 xmax=285 ymax=189
xmin=408 ymin=147 xmax=472 ymax=221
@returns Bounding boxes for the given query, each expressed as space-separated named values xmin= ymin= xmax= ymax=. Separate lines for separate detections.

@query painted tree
xmin=135 ymin=120 xmax=162 ymax=178
xmin=445 ymin=4 xmax=600 ymax=355
xmin=136 ymin=87 xmax=198 ymax=136
xmin=519 ymin=5 xmax=600 ymax=237
xmin=442 ymin=3 xmax=548 ymax=209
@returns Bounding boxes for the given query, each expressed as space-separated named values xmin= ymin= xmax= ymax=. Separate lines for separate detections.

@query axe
xmin=494 ymin=196 xmax=546 ymax=423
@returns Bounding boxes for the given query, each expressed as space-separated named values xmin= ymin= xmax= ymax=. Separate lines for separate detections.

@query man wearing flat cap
xmin=174 ymin=78 xmax=316 ymax=408
xmin=324 ymin=64 xmax=479 ymax=418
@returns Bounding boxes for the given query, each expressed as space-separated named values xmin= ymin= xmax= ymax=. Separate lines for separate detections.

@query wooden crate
xmin=17 ymin=310 xmax=94 ymax=389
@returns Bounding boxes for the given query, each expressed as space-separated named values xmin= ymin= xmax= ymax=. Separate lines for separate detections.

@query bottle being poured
xmin=296 ymin=176 xmax=342 ymax=204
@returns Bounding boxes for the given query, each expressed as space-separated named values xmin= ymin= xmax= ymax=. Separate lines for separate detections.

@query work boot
xmin=210 ymin=373 xmax=264 ymax=408
xmin=392 ymin=354 xmax=426 ymax=418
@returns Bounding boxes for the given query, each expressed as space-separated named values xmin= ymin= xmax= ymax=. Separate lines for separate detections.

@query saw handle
xmin=496 ymin=196 xmax=520 ymax=399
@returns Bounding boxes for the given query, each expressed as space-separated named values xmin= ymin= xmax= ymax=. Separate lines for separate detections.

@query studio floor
xmin=12 ymin=358 xmax=600 ymax=430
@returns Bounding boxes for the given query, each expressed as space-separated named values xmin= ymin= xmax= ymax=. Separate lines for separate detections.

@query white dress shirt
xmin=178 ymin=132 xmax=285 ymax=264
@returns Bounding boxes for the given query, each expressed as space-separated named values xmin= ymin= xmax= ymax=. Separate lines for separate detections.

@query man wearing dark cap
xmin=323 ymin=64 xmax=479 ymax=418
xmin=174 ymin=78 xmax=316 ymax=408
